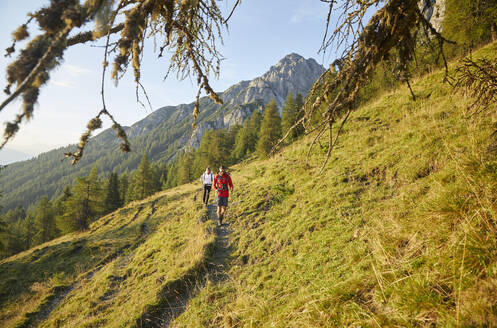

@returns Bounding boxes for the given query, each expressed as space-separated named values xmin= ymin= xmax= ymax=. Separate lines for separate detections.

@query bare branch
xmin=224 ymin=0 xmax=241 ymax=24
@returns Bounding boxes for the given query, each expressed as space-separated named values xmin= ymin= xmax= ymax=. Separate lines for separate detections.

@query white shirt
xmin=201 ymin=172 xmax=214 ymax=185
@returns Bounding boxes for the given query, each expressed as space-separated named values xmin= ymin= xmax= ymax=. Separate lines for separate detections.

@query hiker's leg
xmin=205 ymin=186 xmax=211 ymax=204
xmin=202 ymin=186 xmax=208 ymax=203
xmin=219 ymin=206 xmax=227 ymax=224
xmin=217 ymin=197 xmax=228 ymax=224
xmin=217 ymin=206 xmax=223 ymax=224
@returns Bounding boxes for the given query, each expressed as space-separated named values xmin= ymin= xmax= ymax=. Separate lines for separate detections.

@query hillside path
xmin=207 ymin=204 xmax=232 ymax=283
xmin=158 ymin=203 xmax=232 ymax=327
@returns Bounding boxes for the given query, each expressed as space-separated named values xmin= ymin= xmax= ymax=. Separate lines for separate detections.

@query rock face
xmin=421 ymin=0 xmax=445 ymax=32
xmin=223 ymin=53 xmax=325 ymax=108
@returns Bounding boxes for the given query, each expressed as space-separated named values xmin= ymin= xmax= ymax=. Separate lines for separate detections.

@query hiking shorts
xmin=217 ymin=196 xmax=228 ymax=207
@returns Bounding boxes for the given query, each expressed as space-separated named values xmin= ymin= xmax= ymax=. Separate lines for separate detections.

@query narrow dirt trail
xmin=156 ymin=204 xmax=232 ymax=328
xmin=207 ymin=204 xmax=232 ymax=283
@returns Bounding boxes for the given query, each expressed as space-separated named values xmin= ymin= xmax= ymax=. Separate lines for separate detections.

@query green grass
xmin=0 ymin=184 xmax=215 ymax=328
xmin=1 ymin=43 xmax=497 ymax=328
xmin=171 ymin=42 xmax=497 ymax=327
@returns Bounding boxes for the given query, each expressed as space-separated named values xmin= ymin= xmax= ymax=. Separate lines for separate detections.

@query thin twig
xmin=223 ymin=0 xmax=241 ymax=24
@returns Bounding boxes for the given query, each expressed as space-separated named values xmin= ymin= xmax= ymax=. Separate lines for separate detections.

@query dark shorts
xmin=217 ymin=196 xmax=228 ymax=207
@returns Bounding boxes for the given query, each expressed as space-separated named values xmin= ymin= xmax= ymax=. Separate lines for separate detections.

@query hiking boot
xmin=218 ymin=214 xmax=223 ymax=226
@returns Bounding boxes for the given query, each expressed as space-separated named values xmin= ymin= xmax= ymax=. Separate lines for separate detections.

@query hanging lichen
xmin=276 ymin=0 xmax=455 ymax=171
xmin=1 ymin=0 xmax=227 ymax=163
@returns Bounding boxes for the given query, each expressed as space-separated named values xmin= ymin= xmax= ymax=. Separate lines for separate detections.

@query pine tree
xmin=209 ymin=129 xmax=231 ymax=167
xmin=104 ymin=172 xmax=121 ymax=213
xmin=54 ymin=186 xmax=72 ymax=217
xmin=247 ymin=109 xmax=263 ymax=154
xmin=281 ymin=93 xmax=297 ymax=143
xmin=64 ymin=165 xmax=103 ymax=231
xmin=158 ymin=164 xmax=169 ymax=190
xmin=34 ymin=196 xmax=58 ymax=244
xmin=3 ymin=206 xmax=26 ymax=224
xmin=232 ymin=120 xmax=251 ymax=161
xmin=54 ymin=186 xmax=73 ymax=234
xmin=125 ymin=175 xmax=136 ymax=204
xmin=0 ymin=216 xmax=6 ymax=252
xmin=232 ymin=110 xmax=264 ymax=160
xmin=443 ymin=0 xmax=497 ymax=56
xmin=20 ymin=215 xmax=35 ymax=250
xmin=0 ymin=167 xmax=7 ymax=252
xmin=227 ymin=125 xmax=241 ymax=152
xmin=119 ymin=173 xmax=129 ymax=204
xmin=177 ymin=151 xmax=195 ymax=185
xmin=294 ymin=93 xmax=305 ymax=137
xmin=256 ymin=100 xmax=282 ymax=158
xmin=151 ymin=165 xmax=163 ymax=194
xmin=3 ymin=221 xmax=25 ymax=256
xmin=193 ymin=130 xmax=216 ymax=176
xmin=131 ymin=155 xmax=158 ymax=200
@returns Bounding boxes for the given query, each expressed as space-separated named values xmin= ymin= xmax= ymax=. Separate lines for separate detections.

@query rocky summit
xmin=222 ymin=53 xmax=325 ymax=108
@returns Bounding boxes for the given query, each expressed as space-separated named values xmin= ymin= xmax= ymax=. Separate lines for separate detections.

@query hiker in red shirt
xmin=214 ymin=165 xmax=233 ymax=226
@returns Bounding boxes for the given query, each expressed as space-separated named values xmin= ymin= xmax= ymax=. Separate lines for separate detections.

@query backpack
xmin=216 ymin=173 xmax=230 ymax=191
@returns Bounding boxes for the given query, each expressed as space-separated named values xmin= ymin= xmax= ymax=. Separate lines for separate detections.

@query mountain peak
xmin=272 ymin=53 xmax=307 ymax=69
xmin=280 ymin=52 xmax=305 ymax=62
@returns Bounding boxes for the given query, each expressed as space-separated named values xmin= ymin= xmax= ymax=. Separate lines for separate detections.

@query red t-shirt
xmin=214 ymin=173 xmax=233 ymax=198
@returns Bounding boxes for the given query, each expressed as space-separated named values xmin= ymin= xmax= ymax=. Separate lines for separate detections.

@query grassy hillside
xmin=0 ymin=184 xmax=215 ymax=328
xmin=172 ymin=43 xmax=497 ymax=327
xmin=1 ymin=43 xmax=496 ymax=327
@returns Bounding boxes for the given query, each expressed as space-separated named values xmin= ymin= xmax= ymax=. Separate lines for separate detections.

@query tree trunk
xmin=492 ymin=23 xmax=497 ymax=42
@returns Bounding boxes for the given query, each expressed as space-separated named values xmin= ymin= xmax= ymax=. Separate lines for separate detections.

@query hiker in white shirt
xmin=200 ymin=167 xmax=214 ymax=205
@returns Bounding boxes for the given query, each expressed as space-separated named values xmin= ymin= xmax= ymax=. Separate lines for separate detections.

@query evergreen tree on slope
xmin=130 ymin=155 xmax=159 ymax=201
xmin=257 ymin=100 xmax=282 ymax=158
xmin=34 ymin=196 xmax=58 ymax=244
xmin=64 ymin=165 xmax=103 ymax=231
xmin=104 ymin=172 xmax=121 ymax=213
xmin=294 ymin=93 xmax=305 ymax=137
xmin=247 ymin=110 xmax=263 ymax=154
xmin=281 ymin=93 xmax=297 ymax=144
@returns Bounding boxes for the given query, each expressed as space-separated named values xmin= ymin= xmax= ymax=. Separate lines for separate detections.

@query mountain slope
xmin=0 ymin=184 xmax=213 ymax=328
xmin=0 ymin=54 xmax=324 ymax=212
xmin=170 ymin=43 xmax=497 ymax=327
xmin=1 ymin=43 xmax=496 ymax=327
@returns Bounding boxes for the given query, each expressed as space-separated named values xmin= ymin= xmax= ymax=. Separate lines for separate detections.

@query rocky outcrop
xmin=223 ymin=53 xmax=324 ymax=108
xmin=421 ymin=0 xmax=445 ymax=32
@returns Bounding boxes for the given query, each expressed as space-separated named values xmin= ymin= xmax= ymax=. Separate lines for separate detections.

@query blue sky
xmin=0 ymin=0 xmax=339 ymax=156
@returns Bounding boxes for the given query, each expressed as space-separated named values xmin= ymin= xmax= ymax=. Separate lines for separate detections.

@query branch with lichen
xmin=0 ymin=0 xmax=229 ymax=163
xmin=277 ymin=0 xmax=455 ymax=170
xmin=63 ymin=108 xmax=130 ymax=165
